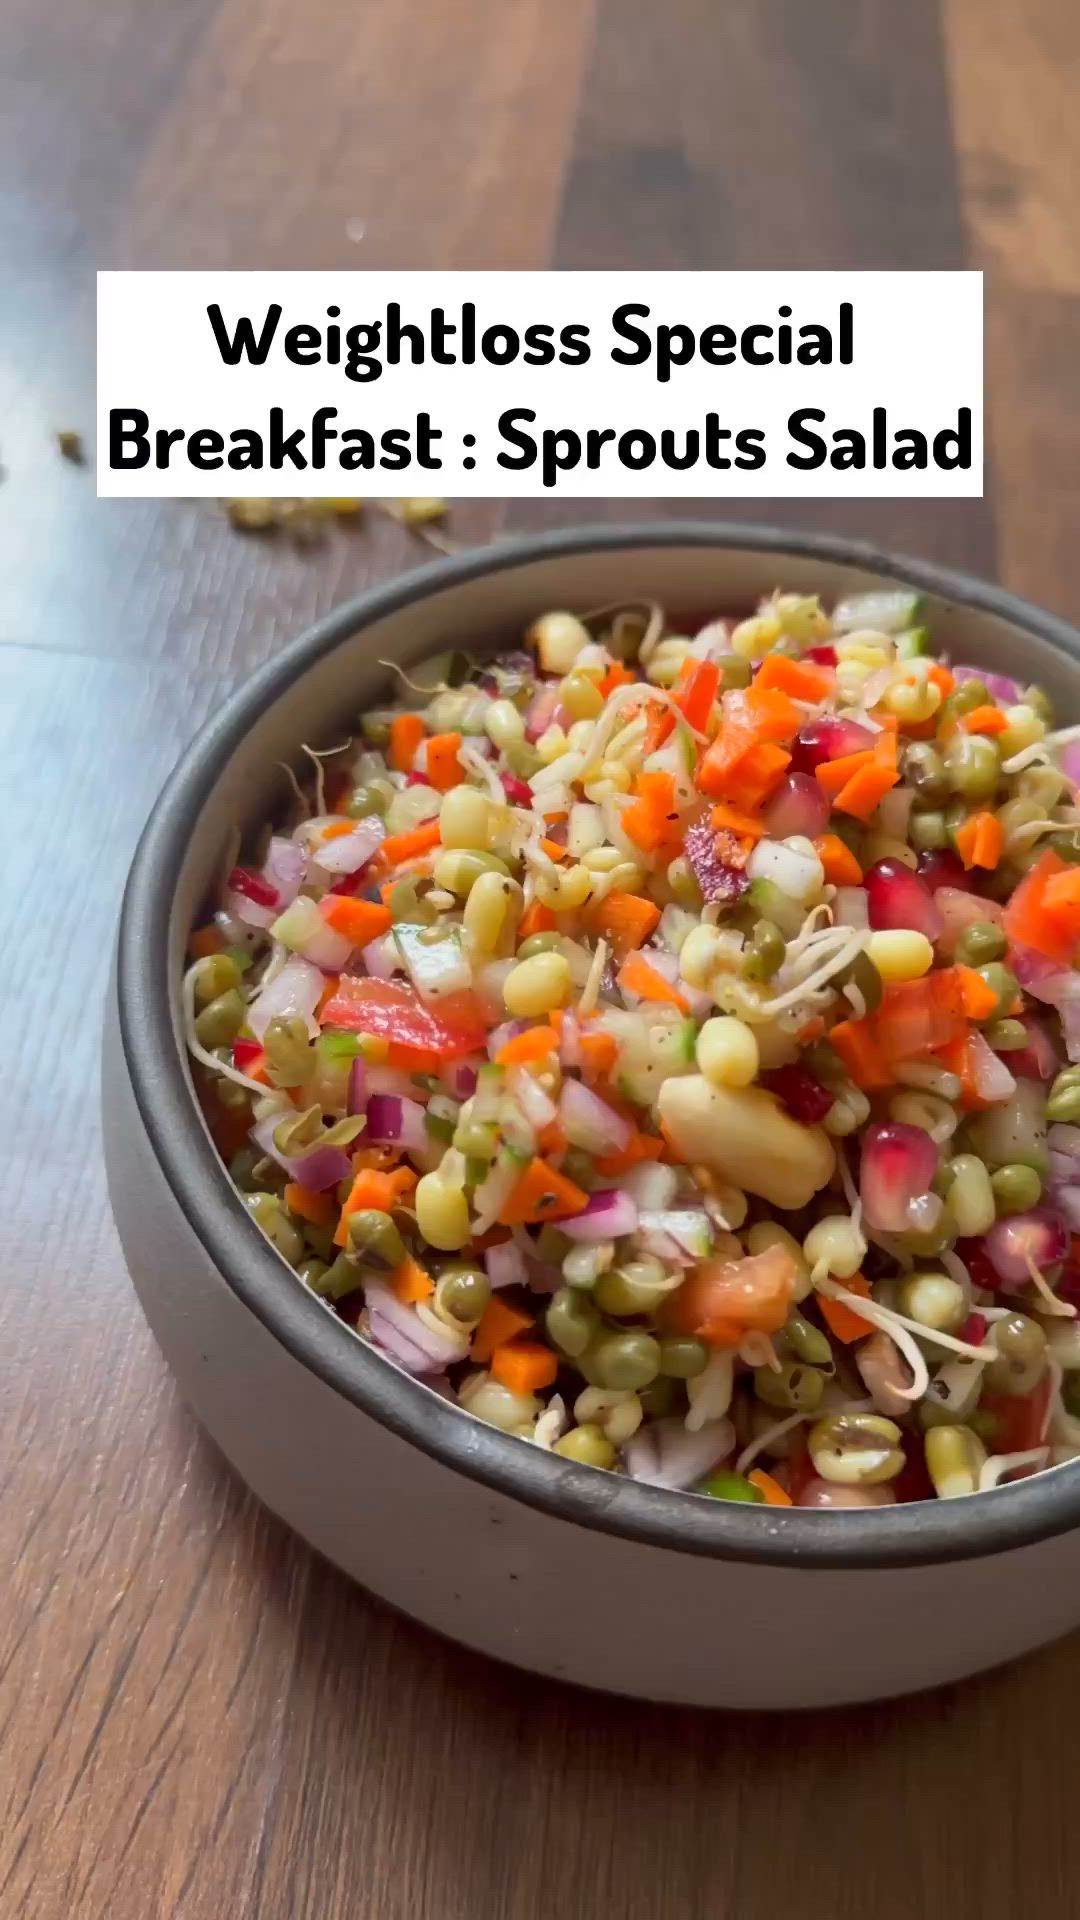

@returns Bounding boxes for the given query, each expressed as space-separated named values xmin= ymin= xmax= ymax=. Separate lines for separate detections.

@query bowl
xmin=104 ymin=521 xmax=1080 ymax=1708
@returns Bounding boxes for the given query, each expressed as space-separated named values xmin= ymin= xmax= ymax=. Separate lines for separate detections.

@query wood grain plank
xmin=536 ymin=0 xmax=997 ymax=578
xmin=982 ymin=288 xmax=1080 ymax=614
xmin=943 ymin=0 xmax=1080 ymax=292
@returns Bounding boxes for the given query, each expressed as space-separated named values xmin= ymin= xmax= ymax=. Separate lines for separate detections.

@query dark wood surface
xmin=3 ymin=2 xmax=1080 ymax=1914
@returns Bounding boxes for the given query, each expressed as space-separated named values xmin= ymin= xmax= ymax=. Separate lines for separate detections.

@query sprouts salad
xmin=185 ymin=587 xmax=1080 ymax=1511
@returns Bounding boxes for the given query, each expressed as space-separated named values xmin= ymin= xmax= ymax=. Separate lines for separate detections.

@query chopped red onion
xmin=366 ymin=1308 xmax=439 ymax=1374
xmin=485 ymin=1239 xmax=529 ymax=1291
xmin=264 ymin=836 xmax=307 ymax=907
xmin=247 ymin=954 xmax=324 ymax=1043
xmin=510 ymin=1068 xmax=558 ymax=1131
xmin=250 ymin=1113 xmax=354 ymax=1190
xmin=558 ymin=1010 xmax=583 ymax=1070
xmin=860 ymin=1122 xmax=939 ymax=1233
xmin=967 ymin=1031 xmax=1017 ymax=1104
xmin=1054 ymin=1189 xmax=1080 ymax=1233
xmin=558 ymin=1079 xmax=633 ymax=1155
xmin=1002 ymin=1014 xmax=1058 ymax=1082
xmin=622 ymin=1416 xmax=735 ymax=1490
xmin=312 ymin=817 xmax=385 ymax=875
xmin=364 ymin=1279 xmax=471 ymax=1366
xmin=525 ymin=683 xmax=562 ymax=743
xmin=365 ymin=1064 xmax=423 ymax=1100
xmin=954 ymin=663 xmax=1022 ymax=705
xmin=360 ymin=935 xmax=400 ymax=982
xmin=557 ymin=1188 xmax=639 ymax=1241
xmin=449 ymin=1060 xmax=480 ymax=1098
xmin=1060 ymin=741 xmax=1080 ymax=791
xmin=623 ymin=1161 xmax=679 ymax=1210
xmin=763 ymin=772 xmax=830 ymax=840
xmin=935 ymin=886 xmax=1004 ymax=956
xmin=365 ymin=1093 xmax=428 ymax=1151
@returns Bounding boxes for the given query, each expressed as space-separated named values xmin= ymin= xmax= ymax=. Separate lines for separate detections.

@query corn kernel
xmin=834 ymin=635 xmax=891 ymax=667
xmin=484 ymin=699 xmax=525 ymax=752
xmin=696 ymin=1016 xmax=759 ymax=1089
xmin=415 ymin=1173 xmax=471 ymax=1251
xmin=865 ymin=929 xmax=934 ymax=982
xmin=646 ymin=637 xmax=692 ymax=686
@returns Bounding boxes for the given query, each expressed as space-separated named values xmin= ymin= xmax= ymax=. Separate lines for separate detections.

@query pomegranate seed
xmin=893 ymin=1434 xmax=934 ymax=1505
xmin=501 ymin=773 xmax=533 ymax=806
xmin=405 ymin=770 xmax=431 ymax=787
xmin=804 ymin=644 xmax=838 ymax=667
xmin=228 ymin=866 xmax=279 ymax=909
xmin=954 ymin=1238 xmax=1001 ymax=1294
xmin=788 ymin=715 xmax=876 ymax=774
xmin=959 ymin=1311 xmax=988 ymax=1346
xmin=233 ymin=1038 xmax=263 ymax=1070
xmin=760 ymin=1065 xmax=834 ymax=1125
xmin=860 ymin=1121 xmax=939 ymax=1233
xmin=864 ymin=859 xmax=944 ymax=941
xmin=917 ymin=848 xmax=974 ymax=894
xmin=762 ymin=772 xmax=829 ymax=841
xmin=983 ymin=1210 xmax=1069 ymax=1287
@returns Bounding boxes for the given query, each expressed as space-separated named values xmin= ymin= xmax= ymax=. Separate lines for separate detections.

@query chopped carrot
xmin=498 ymin=1157 xmax=590 ymax=1225
xmin=495 ymin=1025 xmax=560 ymax=1067
xmin=540 ymin=837 xmax=569 ymax=862
xmin=321 ymin=820 xmax=358 ymax=842
xmin=283 ymin=1182 xmax=336 ymax=1226
xmin=745 ymin=683 xmax=802 ymax=742
xmin=335 ymin=1165 xmax=417 ymax=1246
xmin=814 ymin=834 xmax=864 ymax=886
xmin=622 ymin=770 xmax=682 ymax=857
xmin=188 ymin=923 xmax=224 ymax=959
xmin=710 ymin=802 xmax=766 ymax=842
xmin=583 ymin=891 xmax=661 ymax=959
xmin=747 ymin=1468 xmax=793 ymax=1507
xmin=389 ymin=712 xmax=425 ymax=773
xmin=376 ymin=818 xmax=442 ymax=869
xmin=596 ymin=1131 xmax=665 ymax=1176
xmin=318 ymin=896 xmax=394 ymax=945
xmin=954 ymin=964 xmax=1000 ymax=1021
xmin=517 ymin=900 xmax=558 ymax=942
xmin=934 ymin=1032 xmax=989 ymax=1111
xmin=753 ymin=654 xmax=833 ymax=703
xmin=816 ymin=747 xmax=875 ymax=796
xmin=1043 ymin=867 xmax=1080 ymax=916
xmin=955 ymin=810 xmax=1003 ymax=871
xmin=695 ymin=722 xmax=756 ymax=798
xmin=579 ymin=1031 xmax=619 ymax=1081
xmin=674 ymin=659 xmax=721 ymax=732
xmin=818 ymin=1273 xmax=875 ymax=1343
xmin=960 ymin=705 xmax=1008 ymax=736
xmin=598 ymin=661 xmax=637 ymax=700
xmin=618 ymin=952 xmax=689 ymax=1012
xmin=425 ymin=731 xmax=464 ymax=792
xmin=928 ymin=663 xmax=955 ymax=699
xmin=490 ymin=1340 xmax=559 ymax=1395
xmin=537 ymin=1117 xmax=567 ymax=1157
xmin=831 ymin=732 xmax=899 ymax=822
xmin=729 ymin=742 xmax=791 ymax=810
xmin=391 ymin=1254 xmax=435 ymax=1304
xmin=641 ymin=700 xmax=676 ymax=755
xmin=471 ymin=1298 xmax=534 ymax=1364
xmin=828 ymin=1018 xmax=895 ymax=1091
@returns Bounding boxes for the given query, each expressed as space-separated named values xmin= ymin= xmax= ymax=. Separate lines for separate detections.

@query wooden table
xmin=4 ymin=1 xmax=1079 ymax=1913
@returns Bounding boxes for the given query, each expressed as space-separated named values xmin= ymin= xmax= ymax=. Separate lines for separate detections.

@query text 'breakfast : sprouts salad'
xmin=185 ymin=585 xmax=1080 ymax=1511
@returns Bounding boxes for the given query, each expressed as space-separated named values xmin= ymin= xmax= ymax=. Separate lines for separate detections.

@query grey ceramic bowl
xmin=104 ymin=522 xmax=1080 ymax=1707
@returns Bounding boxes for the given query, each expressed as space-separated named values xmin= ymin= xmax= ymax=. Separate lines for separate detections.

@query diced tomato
xmin=319 ymin=976 xmax=488 ymax=1065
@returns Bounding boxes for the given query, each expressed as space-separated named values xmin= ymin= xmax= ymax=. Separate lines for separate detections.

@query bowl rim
xmin=117 ymin=517 xmax=1080 ymax=1571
